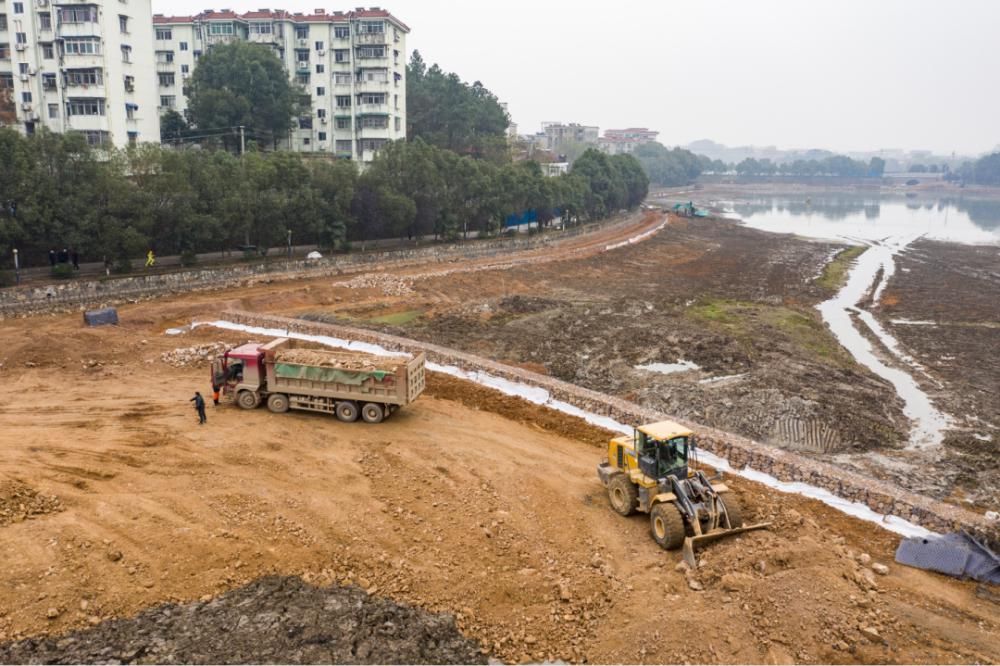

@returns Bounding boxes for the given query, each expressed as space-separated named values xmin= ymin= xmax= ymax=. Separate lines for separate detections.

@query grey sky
xmin=153 ymin=0 xmax=1000 ymax=155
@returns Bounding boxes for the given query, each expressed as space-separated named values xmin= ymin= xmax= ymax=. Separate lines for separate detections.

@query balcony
xmin=356 ymin=102 xmax=389 ymax=114
xmin=295 ymin=61 xmax=310 ymax=72
xmin=156 ymin=61 xmax=174 ymax=72
xmin=355 ymin=79 xmax=389 ymax=91
xmin=355 ymin=31 xmax=386 ymax=45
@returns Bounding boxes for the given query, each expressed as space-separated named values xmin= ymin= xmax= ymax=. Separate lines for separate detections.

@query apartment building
xmin=540 ymin=121 xmax=599 ymax=152
xmin=153 ymin=7 xmax=408 ymax=161
xmin=0 ymin=0 xmax=159 ymax=147
xmin=598 ymin=127 xmax=659 ymax=155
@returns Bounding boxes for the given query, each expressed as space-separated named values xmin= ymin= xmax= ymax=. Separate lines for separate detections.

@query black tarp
xmin=895 ymin=532 xmax=1000 ymax=584
xmin=83 ymin=307 xmax=119 ymax=327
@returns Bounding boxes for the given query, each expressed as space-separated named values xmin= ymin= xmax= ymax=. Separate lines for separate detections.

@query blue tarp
xmin=895 ymin=532 xmax=1000 ymax=584
xmin=504 ymin=208 xmax=539 ymax=228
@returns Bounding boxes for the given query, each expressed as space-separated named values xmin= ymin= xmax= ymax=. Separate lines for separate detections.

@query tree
xmin=159 ymin=109 xmax=190 ymax=143
xmin=910 ymin=163 xmax=928 ymax=173
xmin=632 ymin=143 xmax=704 ymax=186
xmin=185 ymin=41 xmax=302 ymax=150
xmin=867 ymin=157 xmax=886 ymax=177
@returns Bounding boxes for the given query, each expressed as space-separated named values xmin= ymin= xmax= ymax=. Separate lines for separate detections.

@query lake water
xmin=713 ymin=194 xmax=1000 ymax=448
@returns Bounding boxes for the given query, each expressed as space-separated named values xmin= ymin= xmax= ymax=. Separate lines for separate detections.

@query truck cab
xmin=211 ymin=343 xmax=263 ymax=403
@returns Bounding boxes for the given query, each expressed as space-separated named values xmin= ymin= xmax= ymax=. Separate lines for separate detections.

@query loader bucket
xmin=682 ymin=522 xmax=771 ymax=568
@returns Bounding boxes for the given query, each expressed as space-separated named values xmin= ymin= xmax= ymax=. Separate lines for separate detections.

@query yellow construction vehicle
xmin=597 ymin=420 xmax=769 ymax=566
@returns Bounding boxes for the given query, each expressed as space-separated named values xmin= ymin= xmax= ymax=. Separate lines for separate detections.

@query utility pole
xmin=12 ymin=248 xmax=19 ymax=285
xmin=239 ymin=125 xmax=245 ymax=155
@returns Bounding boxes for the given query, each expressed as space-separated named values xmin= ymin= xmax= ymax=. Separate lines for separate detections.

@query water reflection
xmin=723 ymin=195 xmax=1000 ymax=242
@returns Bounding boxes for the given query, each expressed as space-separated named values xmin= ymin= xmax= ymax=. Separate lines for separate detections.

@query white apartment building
xmin=0 ymin=0 xmax=159 ymax=147
xmin=598 ymin=127 xmax=659 ymax=155
xmin=153 ymin=7 xmax=408 ymax=161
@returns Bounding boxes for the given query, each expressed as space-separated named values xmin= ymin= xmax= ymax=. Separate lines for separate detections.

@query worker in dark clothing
xmin=190 ymin=391 xmax=207 ymax=424
xmin=71 ymin=250 xmax=80 ymax=270
xmin=212 ymin=383 xmax=221 ymax=406
xmin=48 ymin=249 xmax=57 ymax=267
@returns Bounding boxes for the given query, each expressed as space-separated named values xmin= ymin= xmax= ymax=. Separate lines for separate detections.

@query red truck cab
xmin=211 ymin=343 xmax=264 ymax=405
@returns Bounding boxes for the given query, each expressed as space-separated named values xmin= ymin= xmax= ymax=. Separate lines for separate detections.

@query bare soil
xmin=0 ymin=214 xmax=997 ymax=663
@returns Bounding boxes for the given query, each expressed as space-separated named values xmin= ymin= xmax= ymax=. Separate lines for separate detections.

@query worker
xmin=212 ymin=382 xmax=221 ymax=406
xmin=190 ymin=391 xmax=207 ymax=425
xmin=145 ymin=249 xmax=156 ymax=268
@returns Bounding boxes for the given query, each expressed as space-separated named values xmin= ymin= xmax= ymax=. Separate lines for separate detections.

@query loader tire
xmin=650 ymin=503 xmax=686 ymax=550
xmin=237 ymin=390 xmax=258 ymax=410
xmin=267 ymin=393 xmax=290 ymax=413
xmin=335 ymin=401 xmax=359 ymax=422
xmin=720 ymin=495 xmax=744 ymax=529
xmin=361 ymin=402 xmax=384 ymax=424
xmin=607 ymin=474 xmax=638 ymax=516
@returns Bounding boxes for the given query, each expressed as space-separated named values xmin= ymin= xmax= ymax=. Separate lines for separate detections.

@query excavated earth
xmin=0 ymin=213 xmax=998 ymax=664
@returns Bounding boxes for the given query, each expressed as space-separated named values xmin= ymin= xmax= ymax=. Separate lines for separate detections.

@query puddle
xmin=635 ymin=360 xmax=700 ymax=375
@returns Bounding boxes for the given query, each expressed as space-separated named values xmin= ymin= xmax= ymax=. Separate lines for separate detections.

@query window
xmin=119 ymin=15 xmax=128 ymax=33
xmin=334 ymin=72 xmax=351 ymax=85
xmin=121 ymin=45 xmax=131 ymax=62
xmin=316 ymin=86 xmax=325 ymax=96
xmin=63 ymin=38 xmax=100 ymax=55
xmin=318 ymin=131 xmax=326 ymax=141
xmin=155 ymin=50 xmax=174 ymax=63
xmin=38 ymin=13 xmax=51 ymax=30
xmin=66 ymin=69 xmax=102 ymax=86
xmin=314 ymin=41 xmax=323 ymax=51
xmin=125 ymin=103 xmax=135 ymax=119
xmin=128 ymin=131 xmax=138 ymax=147
xmin=15 ymin=32 xmax=26 ymax=44
xmin=158 ymin=72 xmax=174 ymax=86
xmin=315 ymin=64 xmax=324 ymax=74
xmin=359 ymin=21 xmax=384 ymax=34
xmin=0 ymin=45 xmax=8 ymax=60
xmin=334 ymin=49 xmax=349 ymax=63
xmin=41 ymin=73 xmax=56 ymax=89
xmin=193 ymin=49 xmax=201 ymax=60
xmin=359 ymin=92 xmax=385 ymax=105
xmin=0 ymin=14 xmax=6 ymax=31
xmin=295 ymin=73 xmax=308 ymax=85
xmin=359 ymin=68 xmax=387 ymax=83
xmin=48 ymin=103 xmax=59 ymax=118
xmin=356 ymin=46 xmax=384 ymax=59
xmin=13 ymin=3 xmax=24 ymax=15
xmin=59 ymin=6 xmax=98 ymax=23
xmin=79 ymin=130 xmax=110 ymax=146
xmin=0 ymin=73 xmax=12 ymax=88
xmin=316 ymin=108 xmax=326 ymax=118
xmin=395 ymin=116 xmax=401 ymax=131
xmin=159 ymin=95 xmax=175 ymax=108
xmin=360 ymin=138 xmax=386 ymax=152
xmin=335 ymin=139 xmax=351 ymax=153
xmin=123 ymin=74 xmax=134 ymax=90
xmin=359 ymin=115 xmax=387 ymax=129
xmin=181 ymin=64 xmax=189 ymax=73
xmin=42 ymin=43 xmax=54 ymax=59
xmin=295 ymin=26 xmax=308 ymax=39
xmin=394 ymin=93 xmax=398 ymax=109
xmin=298 ymin=116 xmax=312 ymax=129
xmin=21 ymin=91 xmax=31 ymax=103
xmin=249 ymin=22 xmax=272 ymax=34
xmin=335 ymin=95 xmax=350 ymax=108
xmin=18 ymin=62 xmax=28 ymax=74
xmin=335 ymin=116 xmax=350 ymax=129
xmin=66 ymin=98 xmax=106 ymax=116
xmin=334 ymin=26 xmax=349 ymax=39
xmin=209 ymin=23 xmax=234 ymax=35
xmin=302 ymin=137 xmax=310 ymax=145
xmin=155 ymin=28 xmax=172 ymax=40
xmin=295 ymin=50 xmax=309 ymax=63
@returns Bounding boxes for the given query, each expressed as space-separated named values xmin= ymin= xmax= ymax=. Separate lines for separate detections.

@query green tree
xmin=867 ymin=157 xmax=886 ymax=177
xmin=159 ymin=109 xmax=190 ymax=143
xmin=185 ymin=41 xmax=302 ymax=150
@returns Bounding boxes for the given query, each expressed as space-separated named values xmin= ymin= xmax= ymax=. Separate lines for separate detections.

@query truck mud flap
xmin=682 ymin=522 xmax=771 ymax=568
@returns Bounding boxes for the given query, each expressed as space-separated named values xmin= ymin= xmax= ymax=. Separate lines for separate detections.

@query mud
xmin=0 ymin=576 xmax=483 ymax=664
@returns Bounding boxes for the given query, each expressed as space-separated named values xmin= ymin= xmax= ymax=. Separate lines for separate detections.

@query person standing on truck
xmin=190 ymin=391 xmax=207 ymax=424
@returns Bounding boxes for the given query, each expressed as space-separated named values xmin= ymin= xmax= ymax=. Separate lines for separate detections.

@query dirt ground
xmin=1 ymin=213 xmax=998 ymax=664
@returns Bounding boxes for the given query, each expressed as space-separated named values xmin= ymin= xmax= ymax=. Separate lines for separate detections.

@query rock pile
xmin=333 ymin=273 xmax=414 ymax=296
xmin=0 ymin=480 xmax=63 ymax=527
xmin=160 ymin=343 xmax=229 ymax=368
xmin=276 ymin=348 xmax=402 ymax=373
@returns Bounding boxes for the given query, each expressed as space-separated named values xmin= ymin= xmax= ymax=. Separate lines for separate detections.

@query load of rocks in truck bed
xmin=275 ymin=348 xmax=405 ymax=373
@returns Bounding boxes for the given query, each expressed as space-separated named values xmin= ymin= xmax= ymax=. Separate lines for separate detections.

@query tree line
xmin=0 ymin=129 xmax=647 ymax=271
xmin=952 ymin=152 xmax=1000 ymax=186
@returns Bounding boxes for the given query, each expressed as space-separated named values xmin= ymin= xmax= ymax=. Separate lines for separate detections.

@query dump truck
xmin=598 ymin=420 xmax=769 ymax=566
xmin=211 ymin=338 xmax=425 ymax=423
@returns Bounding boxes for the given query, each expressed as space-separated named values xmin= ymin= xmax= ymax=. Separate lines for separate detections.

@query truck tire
xmin=267 ymin=393 xmax=290 ymax=414
xmin=237 ymin=390 xmax=259 ymax=410
xmin=607 ymin=474 xmax=638 ymax=516
xmin=335 ymin=401 xmax=359 ymax=422
xmin=361 ymin=402 xmax=384 ymax=424
xmin=650 ymin=502 xmax=686 ymax=550
xmin=719 ymin=495 xmax=744 ymax=529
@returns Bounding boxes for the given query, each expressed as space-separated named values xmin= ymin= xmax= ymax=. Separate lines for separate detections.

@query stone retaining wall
xmin=214 ymin=310 xmax=996 ymax=547
xmin=0 ymin=220 xmax=612 ymax=318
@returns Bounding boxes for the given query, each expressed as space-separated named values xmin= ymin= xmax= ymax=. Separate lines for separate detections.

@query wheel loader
xmin=597 ymin=420 xmax=769 ymax=567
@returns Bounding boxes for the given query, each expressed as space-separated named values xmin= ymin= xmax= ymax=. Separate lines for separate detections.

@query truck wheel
xmin=237 ymin=390 xmax=258 ymax=410
xmin=719 ymin=495 xmax=744 ymax=529
xmin=607 ymin=474 xmax=638 ymax=516
xmin=361 ymin=402 xmax=384 ymax=424
xmin=335 ymin=401 xmax=359 ymax=422
xmin=267 ymin=394 xmax=290 ymax=414
xmin=650 ymin=503 xmax=686 ymax=550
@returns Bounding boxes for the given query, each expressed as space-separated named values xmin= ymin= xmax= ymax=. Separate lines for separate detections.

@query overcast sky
xmin=153 ymin=0 xmax=1000 ymax=155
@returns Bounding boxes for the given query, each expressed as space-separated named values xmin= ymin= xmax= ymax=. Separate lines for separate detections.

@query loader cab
xmin=634 ymin=421 xmax=693 ymax=483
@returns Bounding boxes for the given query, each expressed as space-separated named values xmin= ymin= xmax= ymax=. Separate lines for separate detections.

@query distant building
xmin=0 ymin=0 xmax=160 ymax=148
xmin=153 ymin=7 xmax=409 ymax=161
xmin=541 ymin=162 xmax=568 ymax=177
xmin=541 ymin=121 xmax=598 ymax=151
xmin=598 ymin=127 xmax=659 ymax=155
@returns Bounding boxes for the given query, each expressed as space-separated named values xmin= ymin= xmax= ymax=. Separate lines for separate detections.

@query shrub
xmin=51 ymin=263 xmax=75 ymax=280
xmin=180 ymin=250 xmax=198 ymax=267
xmin=112 ymin=258 xmax=133 ymax=274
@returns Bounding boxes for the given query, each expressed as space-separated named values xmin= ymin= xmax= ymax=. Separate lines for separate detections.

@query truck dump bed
xmin=261 ymin=338 xmax=425 ymax=407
